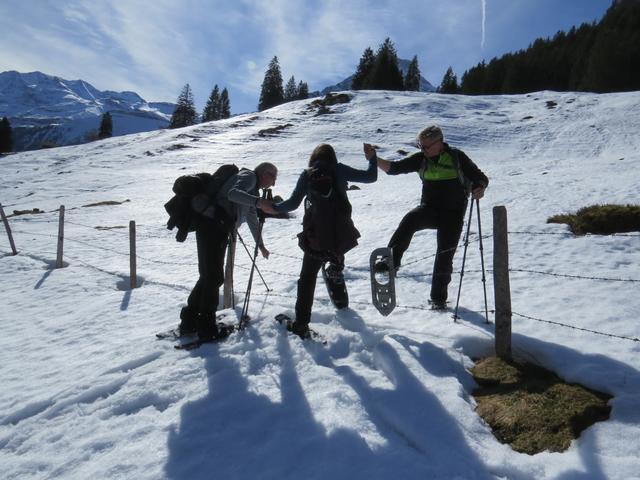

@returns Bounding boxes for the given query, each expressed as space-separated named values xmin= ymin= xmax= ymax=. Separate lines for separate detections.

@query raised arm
xmin=364 ymin=143 xmax=391 ymax=173
xmin=364 ymin=143 xmax=422 ymax=175
xmin=338 ymin=145 xmax=378 ymax=183
xmin=273 ymin=171 xmax=307 ymax=213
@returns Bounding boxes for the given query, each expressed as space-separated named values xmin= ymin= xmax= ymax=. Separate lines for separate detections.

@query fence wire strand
xmin=4 ymin=210 xmax=640 ymax=345
xmin=512 ymin=310 xmax=639 ymax=343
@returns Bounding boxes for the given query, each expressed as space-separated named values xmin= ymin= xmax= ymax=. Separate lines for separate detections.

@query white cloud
xmin=6 ymin=0 xmax=600 ymax=114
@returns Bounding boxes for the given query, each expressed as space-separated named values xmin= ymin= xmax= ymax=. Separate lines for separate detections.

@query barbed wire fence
xmin=2 ymin=202 xmax=639 ymax=346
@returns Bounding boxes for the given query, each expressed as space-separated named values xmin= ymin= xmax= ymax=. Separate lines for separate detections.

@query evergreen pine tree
xmin=460 ymin=61 xmax=486 ymax=94
xmin=258 ymin=56 xmax=285 ymax=111
xmin=220 ymin=88 xmax=231 ymax=118
xmin=170 ymin=84 xmax=197 ymax=128
xmin=404 ymin=55 xmax=421 ymax=91
xmin=202 ymin=85 xmax=220 ymax=122
xmin=368 ymin=38 xmax=404 ymax=90
xmin=284 ymin=75 xmax=298 ymax=101
xmin=0 ymin=116 xmax=13 ymax=153
xmin=583 ymin=1 xmax=640 ymax=92
xmin=351 ymin=47 xmax=375 ymax=90
xmin=297 ymin=81 xmax=309 ymax=99
xmin=457 ymin=1 xmax=640 ymax=94
xmin=437 ymin=67 xmax=460 ymax=93
xmin=98 ymin=112 xmax=113 ymax=139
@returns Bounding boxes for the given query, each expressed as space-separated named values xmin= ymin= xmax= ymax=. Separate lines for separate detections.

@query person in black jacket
xmin=273 ymin=143 xmax=377 ymax=338
xmin=180 ymin=162 xmax=278 ymax=340
xmin=366 ymin=125 xmax=488 ymax=309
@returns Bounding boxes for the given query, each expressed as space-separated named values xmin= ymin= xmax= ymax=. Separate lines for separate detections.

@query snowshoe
xmin=174 ymin=323 xmax=235 ymax=350
xmin=370 ymin=247 xmax=396 ymax=316
xmin=322 ymin=263 xmax=349 ymax=309
xmin=275 ymin=313 xmax=326 ymax=344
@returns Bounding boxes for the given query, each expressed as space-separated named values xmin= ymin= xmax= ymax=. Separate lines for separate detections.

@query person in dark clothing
xmin=180 ymin=162 xmax=278 ymax=340
xmin=366 ymin=125 xmax=488 ymax=309
xmin=273 ymin=143 xmax=377 ymax=338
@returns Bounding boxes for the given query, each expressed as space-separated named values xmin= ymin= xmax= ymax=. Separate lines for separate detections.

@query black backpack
xmin=298 ymin=161 xmax=360 ymax=257
xmin=165 ymin=164 xmax=239 ymax=242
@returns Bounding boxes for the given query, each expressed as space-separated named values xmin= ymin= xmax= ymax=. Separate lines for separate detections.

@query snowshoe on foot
xmin=275 ymin=313 xmax=325 ymax=343
xmin=322 ymin=262 xmax=349 ymax=309
xmin=197 ymin=313 xmax=219 ymax=342
xmin=428 ymin=299 xmax=448 ymax=310
xmin=178 ymin=306 xmax=198 ymax=335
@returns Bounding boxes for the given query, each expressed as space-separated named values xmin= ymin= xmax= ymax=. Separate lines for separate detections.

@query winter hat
xmin=417 ymin=125 xmax=443 ymax=143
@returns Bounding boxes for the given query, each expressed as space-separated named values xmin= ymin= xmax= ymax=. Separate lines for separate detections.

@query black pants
xmin=388 ymin=203 xmax=465 ymax=303
xmin=295 ymin=252 xmax=344 ymax=326
xmin=184 ymin=219 xmax=229 ymax=319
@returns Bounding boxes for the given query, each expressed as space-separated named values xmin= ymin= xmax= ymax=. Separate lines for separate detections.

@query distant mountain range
xmin=318 ymin=58 xmax=436 ymax=95
xmin=0 ymin=71 xmax=174 ymax=151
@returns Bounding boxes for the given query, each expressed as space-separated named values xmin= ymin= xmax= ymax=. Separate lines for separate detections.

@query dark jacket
xmin=274 ymin=158 xmax=377 ymax=256
xmin=274 ymin=158 xmax=377 ymax=213
xmin=387 ymin=143 xmax=488 ymax=210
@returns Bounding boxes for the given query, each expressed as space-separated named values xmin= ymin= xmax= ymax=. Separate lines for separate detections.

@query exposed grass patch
xmin=548 ymin=204 xmax=640 ymax=235
xmin=471 ymin=356 xmax=611 ymax=455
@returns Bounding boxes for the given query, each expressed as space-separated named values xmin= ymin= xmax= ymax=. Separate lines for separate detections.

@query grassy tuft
xmin=548 ymin=204 xmax=640 ymax=235
xmin=471 ymin=356 xmax=611 ymax=455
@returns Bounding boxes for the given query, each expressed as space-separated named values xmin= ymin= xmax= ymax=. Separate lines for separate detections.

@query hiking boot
xmin=288 ymin=320 xmax=311 ymax=340
xmin=178 ymin=321 xmax=197 ymax=336
xmin=197 ymin=313 xmax=219 ymax=341
xmin=429 ymin=299 xmax=447 ymax=310
xmin=179 ymin=306 xmax=197 ymax=335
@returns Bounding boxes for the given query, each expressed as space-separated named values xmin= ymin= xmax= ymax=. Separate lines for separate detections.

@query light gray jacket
xmin=216 ymin=168 xmax=263 ymax=246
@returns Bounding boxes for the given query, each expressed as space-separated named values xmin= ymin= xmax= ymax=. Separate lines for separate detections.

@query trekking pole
xmin=236 ymin=231 xmax=270 ymax=291
xmin=453 ymin=198 xmax=475 ymax=322
xmin=475 ymin=198 xmax=490 ymax=324
xmin=240 ymin=188 xmax=268 ymax=329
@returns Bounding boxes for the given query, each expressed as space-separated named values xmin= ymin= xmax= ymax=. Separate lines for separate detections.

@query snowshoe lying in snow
xmin=370 ymin=247 xmax=396 ymax=316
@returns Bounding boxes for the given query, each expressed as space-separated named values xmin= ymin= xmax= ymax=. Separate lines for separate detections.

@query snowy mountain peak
xmin=320 ymin=58 xmax=436 ymax=95
xmin=0 ymin=70 xmax=173 ymax=151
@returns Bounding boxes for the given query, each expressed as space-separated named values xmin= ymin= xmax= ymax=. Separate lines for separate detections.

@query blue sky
xmin=0 ymin=0 xmax=612 ymax=114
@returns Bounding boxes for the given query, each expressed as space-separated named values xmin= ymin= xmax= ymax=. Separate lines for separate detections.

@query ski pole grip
xmin=257 ymin=188 xmax=269 ymax=223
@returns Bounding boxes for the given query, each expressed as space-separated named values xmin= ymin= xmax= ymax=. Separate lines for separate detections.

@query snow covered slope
xmin=0 ymin=71 xmax=173 ymax=151
xmin=1 ymin=90 xmax=639 ymax=479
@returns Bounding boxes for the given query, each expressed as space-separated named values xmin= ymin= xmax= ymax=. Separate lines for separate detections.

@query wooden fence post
xmin=0 ymin=203 xmax=18 ymax=255
xmin=129 ymin=220 xmax=137 ymax=289
xmin=223 ymin=230 xmax=236 ymax=308
xmin=56 ymin=205 xmax=65 ymax=268
xmin=493 ymin=206 xmax=512 ymax=359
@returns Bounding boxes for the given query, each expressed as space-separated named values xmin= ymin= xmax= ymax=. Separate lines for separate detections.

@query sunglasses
xmin=418 ymin=139 xmax=440 ymax=151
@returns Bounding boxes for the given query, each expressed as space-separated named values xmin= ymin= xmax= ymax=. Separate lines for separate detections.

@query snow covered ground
xmin=1 ymin=90 xmax=639 ymax=479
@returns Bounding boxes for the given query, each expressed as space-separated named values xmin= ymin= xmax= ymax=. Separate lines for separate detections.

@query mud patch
xmin=257 ymin=123 xmax=294 ymax=137
xmin=7 ymin=208 xmax=44 ymax=217
xmin=81 ymin=199 xmax=131 ymax=208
